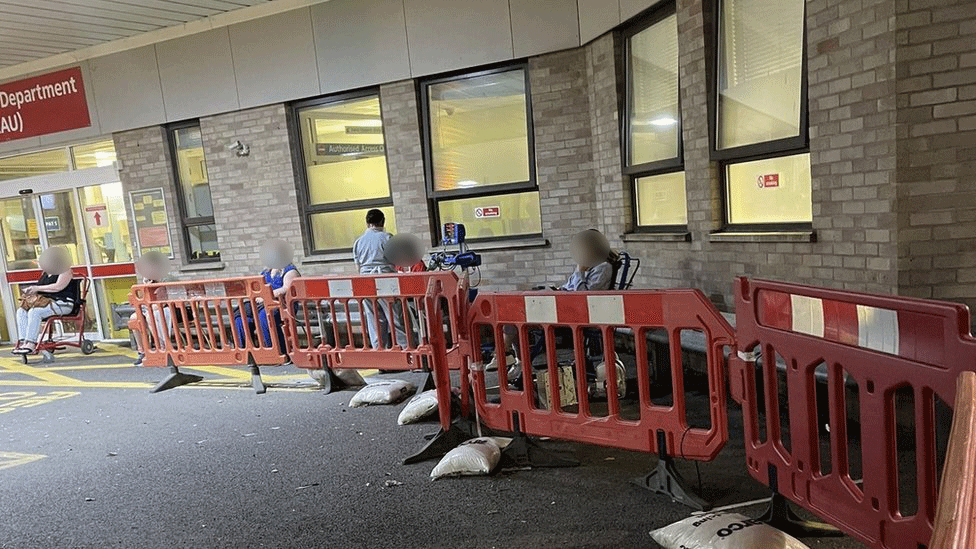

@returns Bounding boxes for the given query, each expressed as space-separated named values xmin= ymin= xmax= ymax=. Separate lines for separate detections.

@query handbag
xmin=20 ymin=293 xmax=52 ymax=311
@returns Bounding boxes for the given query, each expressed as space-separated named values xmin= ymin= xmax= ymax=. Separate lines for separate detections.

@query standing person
xmin=234 ymin=239 xmax=299 ymax=351
xmin=353 ymin=209 xmax=407 ymax=349
xmin=13 ymin=247 xmax=79 ymax=355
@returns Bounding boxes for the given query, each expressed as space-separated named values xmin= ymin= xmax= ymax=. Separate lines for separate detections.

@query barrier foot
xmin=403 ymin=419 xmax=478 ymax=464
xmin=417 ymin=371 xmax=435 ymax=392
xmin=760 ymin=494 xmax=842 ymax=538
xmin=633 ymin=455 xmax=710 ymax=511
xmin=151 ymin=361 xmax=203 ymax=394
xmin=500 ymin=432 xmax=580 ymax=469
xmin=250 ymin=364 xmax=266 ymax=395
xmin=632 ymin=432 xmax=710 ymax=511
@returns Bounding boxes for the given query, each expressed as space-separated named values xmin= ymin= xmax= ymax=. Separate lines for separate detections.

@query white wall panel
xmin=156 ymin=28 xmax=239 ymax=121
xmin=620 ymin=0 xmax=664 ymax=21
xmin=404 ymin=0 xmax=514 ymax=77
xmin=89 ymin=46 xmax=166 ymax=133
xmin=311 ymin=0 xmax=411 ymax=94
xmin=578 ymin=0 xmax=620 ymax=44
xmin=510 ymin=0 xmax=580 ymax=58
xmin=230 ymin=8 xmax=320 ymax=108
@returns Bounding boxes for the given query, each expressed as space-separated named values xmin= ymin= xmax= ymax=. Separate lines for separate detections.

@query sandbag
xmin=430 ymin=437 xmax=501 ymax=479
xmin=349 ymin=380 xmax=415 ymax=408
xmin=651 ymin=512 xmax=811 ymax=549
xmin=397 ymin=389 xmax=439 ymax=425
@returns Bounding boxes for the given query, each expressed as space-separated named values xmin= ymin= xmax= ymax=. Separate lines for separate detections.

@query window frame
xmin=288 ymin=88 xmax=396 ymax=256
xmin=621 ymin=4 xmax=688 ymax=234
xmin=710 ymin=0 xmax=811 ymax=232
xmin=419 ymin=63 xmax=542 ymax=244
xmin=165 ymin=120 xmax=220 ymax=264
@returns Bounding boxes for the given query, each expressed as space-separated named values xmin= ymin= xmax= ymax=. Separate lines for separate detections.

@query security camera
xmin=227 ymin=140 xmax=250 ymax=157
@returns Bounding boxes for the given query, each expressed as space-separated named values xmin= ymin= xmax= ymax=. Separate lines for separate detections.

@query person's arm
xmin=560 ymin=269 xmax=583 ymax=291
xmin=584 ymin=262 xmax=614 ymax=291
xmin=273 ymin=269 xmax=299 ymax=298
xmin=26 ymin=272 xmax=71 ymax=294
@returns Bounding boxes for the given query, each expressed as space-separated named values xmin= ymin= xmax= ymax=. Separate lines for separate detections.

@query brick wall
xmin=114 ymin=126 xmax=186 ymax=269
xmin=111 ymin=0 xmax=976 ymax=315
xmin=896 ymin=0 xmax=976 ymax=312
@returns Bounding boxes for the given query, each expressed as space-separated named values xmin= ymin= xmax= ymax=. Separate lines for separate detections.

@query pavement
xmin=0 ymin=343 xmax=870 ymax=548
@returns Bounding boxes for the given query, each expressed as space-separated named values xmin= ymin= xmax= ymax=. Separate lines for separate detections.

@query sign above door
xmin=0 ymin=67 xmax=91 ymax=143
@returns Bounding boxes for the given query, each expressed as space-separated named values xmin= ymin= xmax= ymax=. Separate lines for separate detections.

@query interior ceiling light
xmin=457 ymin=180 xmax=479 ymax=188
xmin=650 ymin=117 xmax=677 ymax=126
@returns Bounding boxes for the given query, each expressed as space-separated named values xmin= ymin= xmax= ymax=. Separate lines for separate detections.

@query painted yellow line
xmin=97 ymin=343 xmax=139 ymax=359
xmin=0 ymin=379 xmax=152 ymax=389
xmin=44 ymin=363 xmax=135 ymax=372
xmin=0 ymin=451 xmax=46 ymax=470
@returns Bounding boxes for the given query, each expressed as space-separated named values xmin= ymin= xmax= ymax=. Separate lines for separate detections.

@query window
xmin=715 ymin=0 xmax=811 ymax=229
xmin=422 ymin=67 xmax=541 ymax=241
xmin=293 ymin=93 xmax=396 ymax=253
xmin=168 ymin=122 xmax=220 ymax=263
xmin=623 ymin=9 xmax=687 ymax=231
xmin=71 ymin=140 xmax=117 ymax=169
xmin=0 ymin=148 xmax=70 ymax=181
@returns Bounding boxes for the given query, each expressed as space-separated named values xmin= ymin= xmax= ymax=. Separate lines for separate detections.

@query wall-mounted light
xmin=650 ymin=117 xmax=677 ymax=127
xmin=457 ymin=180 xmax=479 ymax=188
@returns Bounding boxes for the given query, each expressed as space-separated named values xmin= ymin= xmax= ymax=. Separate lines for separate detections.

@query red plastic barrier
xmin=467 ymin=289 xmax=735 ymax=460
xmin=730 ymin=277 xmax=976 ymax=549
xmin=282 ymin=271 xmax=469 ymax=373
xmin=129 ymin=277 xmax=286 ymax=368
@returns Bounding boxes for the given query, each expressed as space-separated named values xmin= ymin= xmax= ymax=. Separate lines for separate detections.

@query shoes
xmin=133 ymin=352 xmax=145 ymax=367
xmin=10 ymin=340 xmax=23 ymax=354
xmin=12 ymin=345 xmax=34 ymax=355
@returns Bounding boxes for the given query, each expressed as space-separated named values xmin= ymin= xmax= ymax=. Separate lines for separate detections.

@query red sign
xmin=139 ymin=226 xmax=170 ymax=247
xmin=0 ymin=67 xmax=91 ymax=143
xmin=475 ymin=206 xmax=500 ymax=219
xmin=757 ymin=174 xmax=780 ymax=188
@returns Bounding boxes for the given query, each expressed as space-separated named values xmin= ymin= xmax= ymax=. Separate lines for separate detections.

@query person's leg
xmin=15 ymin=307 xmax=27 ymax=345
xmin=257 ymin=308 xmax=274 ymax=348
xmin=375 ymin=298 xmax=393 ymax=349
xmin=390 ymin=299 xmax=409 ymax=349
xmin=362 ymin=298 xmax=382 ymax=349
xmin=20 ymin=302 xmax=72 ymax=351
xmin=129 ymin=312 xmax=144 ymax=353
xmin=271 ymin=310 xmax=287 ymax=351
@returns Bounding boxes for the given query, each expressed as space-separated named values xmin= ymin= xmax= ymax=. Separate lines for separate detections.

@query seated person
xmin=488 ymin=229 xmax=617 ymax=378
xmin=13 ymin=247 xmax=79 ymax=355
xmin=129 ymin=251 xmax=173 ymax=367
xmin=234 ymin=239 xmax=299 ymax=350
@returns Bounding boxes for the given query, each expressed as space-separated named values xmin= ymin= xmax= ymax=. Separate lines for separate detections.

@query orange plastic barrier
xmin=129 ymin=277 xmax=287 ymax=392
xmin=730 ymin=277 xmax=976 ymax=548
xmin=466 ymin=289 xmax=736 ymax=508
xmin=282 ymin=272 xmax=469 ymax=376
xmin=930 ymin=371 xmax=976 ymax=549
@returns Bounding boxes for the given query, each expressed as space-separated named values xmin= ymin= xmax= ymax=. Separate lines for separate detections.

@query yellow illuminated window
xmin=170 ymin=123 xmax=219 ymax=263
xmin=310 ymin=207 xmax=397 ymax=253
xmin=97 ymin=276 xmax=137 ymax=339
xmin=81 ymin=182 xmax=133 ymax=265
xmin=726 ymin=153 xmax=811 ymax=225
xmin=0 ymin=148 xmax=70 ymax=182
xmin=296 ymin=94 xmax=396 ymax=253
xmin=428 ymin=70 xmax=530 ymax=192
xmin=717 ymin=0 xmax=804 ymax=150
xmin=627 ymin=14 xmax=680 ymax=166
xmin=636 ymin=172 xmax=688 ymax=227
xmin=437 ymin=192 xmax=542 ymax=239
xmin=71 ymin=140 xmax=117 ymax=170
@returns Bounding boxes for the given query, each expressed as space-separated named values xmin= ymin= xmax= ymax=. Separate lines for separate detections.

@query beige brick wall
xmin=111 ymin=0 xmax=976 ymax=316
xmin=896 ymin=0 xmax=976 ymax=312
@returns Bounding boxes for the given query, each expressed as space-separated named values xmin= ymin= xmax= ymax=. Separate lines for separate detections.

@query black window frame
xmin=166 ymin=120 xmax=221 ymax=264
xmin=419 ymin=63 xmax=542 ymax=245
xmin=288 ymin=88 xmax=395 ymax=256
xmin=621 ymin=3 xmax=688 ymax=234
xmin=710 ymin=0 xmax=812 ymax=232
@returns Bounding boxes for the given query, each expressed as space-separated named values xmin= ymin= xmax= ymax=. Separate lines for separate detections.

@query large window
xmin=293 ymin=93 xmax=396 ymax=253
xmin=422 ymin=67 xmax=542 ymax=241
xmin=715 ymin=0 xmax=811 ymax=230
xmin=168 ymin=122 xmax=220 ymax=263
xmin=624 ymin=9 xmax=687 ymax=231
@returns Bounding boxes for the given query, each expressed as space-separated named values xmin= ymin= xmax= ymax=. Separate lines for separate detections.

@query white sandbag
xmin=650 ymin=512 xmax=811 ymax=549
xmin=430 ymin=437 xmax=501 ymax=479
xmin=348 ymin=380 xmax=416 ymax=408
xmin=397 ymin=389 xmax=439 ymax=425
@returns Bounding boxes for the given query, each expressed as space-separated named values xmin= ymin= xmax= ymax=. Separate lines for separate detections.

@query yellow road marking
xmin=97 ymin=343 xmax=139 ymax=359
xmin=0 ymin=451 xmax=46 ymax=470
xmin=44 ymin=364 xmax=134 ymax=372
xmin=0 ymin=391 xmax=79 ymax=413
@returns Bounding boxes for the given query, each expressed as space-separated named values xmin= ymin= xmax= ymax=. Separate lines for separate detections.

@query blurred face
xmin=260 ymin=239 xmax=294 ymax=270
xmin=136 ymin=251 xmax=171 ymax=282
xmin=38 ymin=247 xmax=71 ymax=275
xmin=384 ymin=234 xmax=423 ymax=268
xmin=570 ymin=231 xmax=610 ymax=270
